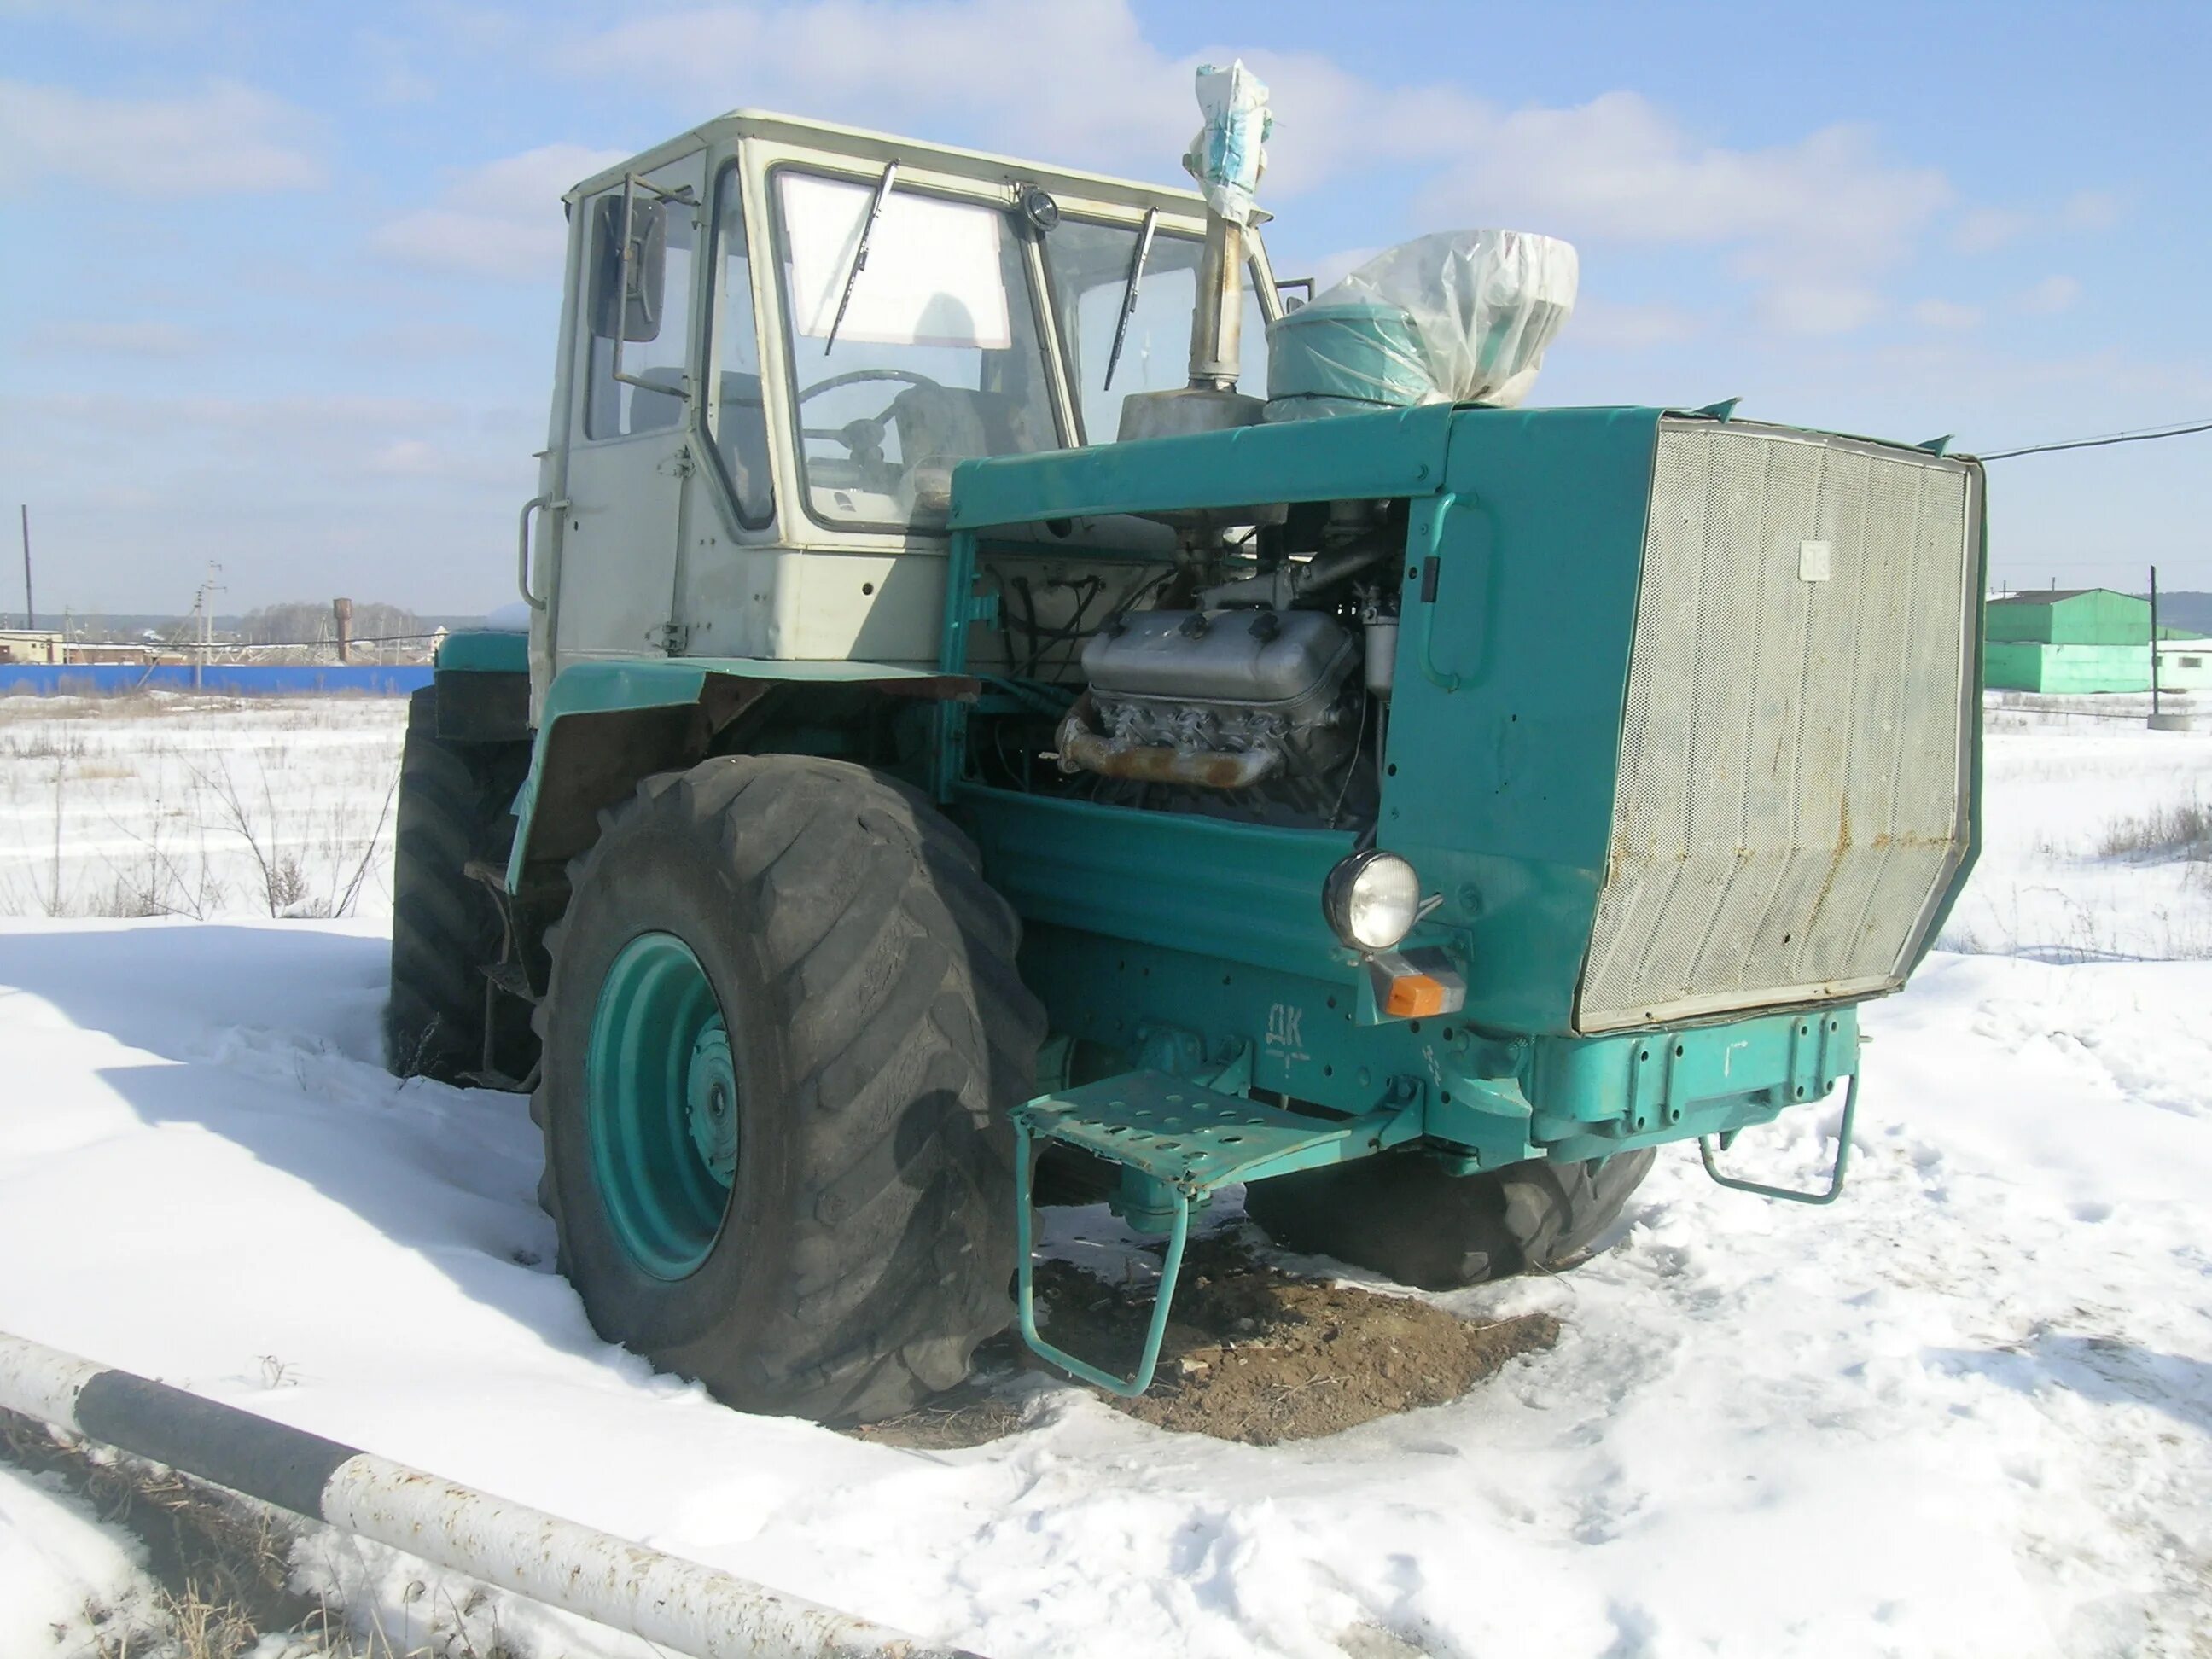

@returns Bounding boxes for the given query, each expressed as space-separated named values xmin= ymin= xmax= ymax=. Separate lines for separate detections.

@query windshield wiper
xmin=1102 ymin=207 xmax=1157 ymax=392
xmin=824 ymin=158 xmax=899 ymax=356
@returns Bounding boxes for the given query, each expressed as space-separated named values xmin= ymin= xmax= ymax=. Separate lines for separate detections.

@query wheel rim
xmin=585 ymin=931 xmax=738 ymax=1279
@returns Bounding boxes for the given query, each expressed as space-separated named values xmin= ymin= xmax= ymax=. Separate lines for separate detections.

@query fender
xmin=504 ymin=656 xmax=976 ymax=890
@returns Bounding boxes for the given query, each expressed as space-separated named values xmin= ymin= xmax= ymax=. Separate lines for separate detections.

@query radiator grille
xmin=1577 ymin=419 xmax=1977 ymax=1031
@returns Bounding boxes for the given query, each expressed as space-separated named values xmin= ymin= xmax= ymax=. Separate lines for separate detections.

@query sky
xmin=2 ymin=0 xmax=2208 ymax=618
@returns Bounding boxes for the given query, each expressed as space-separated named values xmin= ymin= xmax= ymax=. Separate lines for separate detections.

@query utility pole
xmin=2149 ymin=563 xmax=2160 ymax=722
xmin=189 ymin=562 xmax=224 ymax=690
xmin=18 ymin=505 xmax=32 ymax=632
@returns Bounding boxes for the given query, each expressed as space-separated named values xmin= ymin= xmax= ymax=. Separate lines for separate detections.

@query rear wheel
xmin=384 ymin=685 xmax=528 ymax=1082
xmin=533 ymin=754 xmax=1042 ymax=1423
xmin=1243 ymin=1146 xmax=1656 ymax=1291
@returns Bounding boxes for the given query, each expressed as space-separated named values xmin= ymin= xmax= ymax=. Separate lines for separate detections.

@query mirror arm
xmin=610 ymin=172 xmax=699 ymax=397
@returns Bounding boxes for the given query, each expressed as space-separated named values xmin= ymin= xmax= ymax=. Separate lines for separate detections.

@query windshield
xmin=774 ymin=169 xmax=1059 ymax=529
xmin=1045 ymin=218 xmax=1272 ymax=444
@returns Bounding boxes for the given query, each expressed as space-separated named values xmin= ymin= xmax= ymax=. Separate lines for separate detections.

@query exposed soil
xmin=856 ymin=1235 xmax=1561 ymax=1448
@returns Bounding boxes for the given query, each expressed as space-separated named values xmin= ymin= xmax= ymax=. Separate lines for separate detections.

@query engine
xmin=1056 ymin=606 xmax=1368 ymax=824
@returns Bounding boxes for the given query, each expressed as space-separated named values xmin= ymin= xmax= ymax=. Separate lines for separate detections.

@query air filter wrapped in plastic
xmin=1181 ymin=60 xmax=1271 ymax=226
xmin=1266 ymin=230 xmax=1579 ymax=419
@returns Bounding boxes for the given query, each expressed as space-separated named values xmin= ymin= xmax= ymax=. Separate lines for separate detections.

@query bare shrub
xmin=0 ymin=730 xmax=89 ymax=760
xmin=268 ymin=853 xmax=311 ymax=913
xmin=2098 ymin=795 xmax=2210 ymax=863
xmin=194 ymin=754 xmax=397 ymax=919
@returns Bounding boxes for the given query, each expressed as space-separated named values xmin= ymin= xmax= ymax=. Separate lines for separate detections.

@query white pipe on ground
xmin=0 ymin=1331 xmax=980 ymax=1659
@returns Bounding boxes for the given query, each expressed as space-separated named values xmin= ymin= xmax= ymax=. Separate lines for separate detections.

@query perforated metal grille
xmin=1577 ymin=419 xmax=1976 ymax=1032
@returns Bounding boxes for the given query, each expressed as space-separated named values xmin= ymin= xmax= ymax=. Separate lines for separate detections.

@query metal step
xmin=1019 ymin=1074 xmax=1404 ymax=1196
xmin=1011 ymin=1069 xmax=1419 ymax=1394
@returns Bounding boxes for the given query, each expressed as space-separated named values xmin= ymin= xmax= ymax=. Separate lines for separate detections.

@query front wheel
xmin=1243 ymin=1146 xmax=1657 ymax=1291
xmin=533 ymin=755 xmax=1042 ymax=1423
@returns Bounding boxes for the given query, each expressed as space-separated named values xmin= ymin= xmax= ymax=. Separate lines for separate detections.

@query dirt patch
xmin=858 ymin=1236 xmax=1560 ymax=1448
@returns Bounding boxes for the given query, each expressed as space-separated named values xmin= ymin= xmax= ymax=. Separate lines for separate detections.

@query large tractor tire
xmin=384 ymin=686 xmax=527 ymax=1083
xmin=1243 ymin=1145 xmax=1657 ymax=1292
xmin=533 ymin=755 xmax=1043 ymax=1423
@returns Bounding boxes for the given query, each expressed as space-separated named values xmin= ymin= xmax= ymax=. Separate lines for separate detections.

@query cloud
xmin=2017 ymin=275 xmax=2081 ymax=316
xmin=4 ymin=387 xmax=541 ymax=609
xmin=546 ymin=10 xmax=1953 ymax=338
xmin=32 ymin=319 xmax=206 ymax=356
xmin=551 ymin=1 xmax=1194 ymax=177
xmin=371 ymin=143 xmax=626 ymax=281
xmin=1419 ymin=96 xmax=1949 ymax=271
xmin=2059 ymin=189 xmax=2122 ymax=231
xmin=1758 ymin=283 xmax=1883 ymax=338
xmin=0 ymin=79 xmax=322 ymax=195
xmin=1571 ymin=300 xmax=1703 ymax=351
xmin=1950 ymin=189 xmax=2124 ymax=254
xmin=1910 ymin=298 xmax=1983 ymax=331
xmin=355 ymin=31 xmax=437 ymax=106
xmin=1951 ymin=207 xmax=2030 ymax=254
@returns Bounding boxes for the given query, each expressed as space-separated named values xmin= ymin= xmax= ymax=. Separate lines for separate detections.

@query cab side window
xmin=583 ymin=178 xmax=698 ymax=440
xmin=708 ymin=170 xmax=774 ymax=526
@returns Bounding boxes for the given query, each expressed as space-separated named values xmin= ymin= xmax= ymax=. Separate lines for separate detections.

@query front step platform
xmin=1016 ymin=1072 xmax=1394 ymax=1196
xmin=1010 ymin=1070 xmax=1419 ymax=1395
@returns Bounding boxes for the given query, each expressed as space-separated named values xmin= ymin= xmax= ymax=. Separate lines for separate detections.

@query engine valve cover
xmin=1081 ymin=608 xmax=1353 ymax=711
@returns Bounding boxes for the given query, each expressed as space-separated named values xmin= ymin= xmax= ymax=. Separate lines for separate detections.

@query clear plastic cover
xmin=1180 ymin=60 xmax=1271 ymax=225
xmin=1269 ymin=230 xmax=1579 ymax=414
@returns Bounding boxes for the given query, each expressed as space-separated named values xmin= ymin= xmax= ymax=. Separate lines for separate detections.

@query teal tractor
xmin=387 ymin=84 xmax=1983 ymax=1421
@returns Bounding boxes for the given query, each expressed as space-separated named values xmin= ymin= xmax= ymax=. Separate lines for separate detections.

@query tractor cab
xmin=525 ymin=111 xmax=1282 ymax=694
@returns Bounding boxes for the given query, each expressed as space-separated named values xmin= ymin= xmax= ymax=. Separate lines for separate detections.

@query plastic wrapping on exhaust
xmin=1181 ymin=60 xmax=1271 ymax=225
xmin=1265 ymin=230 xmax=1580 ymax=416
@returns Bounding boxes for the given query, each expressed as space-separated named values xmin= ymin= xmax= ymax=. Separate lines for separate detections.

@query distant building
xmin=0 ymin=630 xmax=64 ymax=665
xmin=62 ymin=643 xmax=152 ymax=667
xmin=2160 ymin=638 xmax=2212 ymax=693
xmin=1985 ymin=588 xmax=2159 ymax=693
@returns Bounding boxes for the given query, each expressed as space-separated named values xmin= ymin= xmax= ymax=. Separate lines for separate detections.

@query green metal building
xmin=1984 ymin=588 xmax=2155 ymax=693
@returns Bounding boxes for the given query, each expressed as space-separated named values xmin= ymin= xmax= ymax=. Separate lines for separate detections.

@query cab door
xmin=550 ymin=152 xmax=707 ymax=670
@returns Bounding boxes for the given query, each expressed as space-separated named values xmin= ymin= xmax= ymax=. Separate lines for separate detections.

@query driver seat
xmin=891 ymin=385 xmax=1051 ymax=522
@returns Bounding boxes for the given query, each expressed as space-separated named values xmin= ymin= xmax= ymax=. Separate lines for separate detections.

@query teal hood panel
xmin=1380 ymin=405 xmax=1666 ymax=1035
xmin=948 ymin=404 xmax=1456 ymax=529
xmin=435 ymin=629 xmax=529 ymax=674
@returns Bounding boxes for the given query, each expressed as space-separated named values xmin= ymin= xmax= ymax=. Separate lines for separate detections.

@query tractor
xmin=386 ymin=73 xmax=1983 ymax=1421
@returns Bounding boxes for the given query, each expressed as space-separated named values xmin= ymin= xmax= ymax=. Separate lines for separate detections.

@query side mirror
xmin=589 ymin=193 xmax=667 ymax=342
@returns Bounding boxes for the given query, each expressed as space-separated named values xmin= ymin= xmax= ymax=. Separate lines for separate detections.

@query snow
xmin=0 ymin=1464 xmax=158 ymax=1653
xmin=0 ymin=692 xmax=2207 ymax=1656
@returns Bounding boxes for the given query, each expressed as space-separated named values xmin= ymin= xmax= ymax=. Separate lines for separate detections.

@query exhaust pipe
xmin=1054 ymin=694 xmax=1278 ymax=789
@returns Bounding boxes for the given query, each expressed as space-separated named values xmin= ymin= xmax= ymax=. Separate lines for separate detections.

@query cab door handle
xmin=517 ymin=494 xmax=569 ymax=610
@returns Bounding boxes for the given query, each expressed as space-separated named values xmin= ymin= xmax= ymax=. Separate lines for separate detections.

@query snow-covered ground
xmin=0 ymin=694 xmax=402 ymax=923
xmin=0 ymin=692 xmax=2207 ymax=1657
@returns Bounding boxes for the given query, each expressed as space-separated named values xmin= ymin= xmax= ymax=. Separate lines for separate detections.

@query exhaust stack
xmin=1116 ymin=61 xmax=1271 ymax=444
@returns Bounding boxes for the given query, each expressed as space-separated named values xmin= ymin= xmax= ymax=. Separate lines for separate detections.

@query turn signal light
xmin=1364 ymin=946 xmax=1467 ymax=1021
xmin=1383 ymin=975 xmax=1450 ymax=1017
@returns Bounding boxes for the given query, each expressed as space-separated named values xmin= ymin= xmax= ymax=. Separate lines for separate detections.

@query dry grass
xmin=0 ymin=692 xmax=405 ymax=920
xmin=0 ymin=1411 xmax=513 ymax=1658
xmin=2097 ymin=795 xmax=2211 ymax=863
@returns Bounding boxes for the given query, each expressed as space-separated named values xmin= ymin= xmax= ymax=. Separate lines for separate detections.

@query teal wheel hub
xmin=585 ymin=931 xmax=739 ymax=1279
xmin=684 ymin=1020 xmax=739 ymax=1183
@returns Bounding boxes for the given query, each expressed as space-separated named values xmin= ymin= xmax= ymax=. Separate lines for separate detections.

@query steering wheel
xmin=797 ymin=368 xmax=945 ymax=460
xmin=798 ymin=367 xmax=943 ymax=404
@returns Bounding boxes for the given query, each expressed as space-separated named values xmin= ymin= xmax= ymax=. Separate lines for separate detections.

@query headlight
xmin=1322 ymin=849 xmax=1423 ymax=952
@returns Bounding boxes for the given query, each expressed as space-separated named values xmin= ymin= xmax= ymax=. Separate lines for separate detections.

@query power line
xmin=1981 ymin=417 xmax=2212 ymax=460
